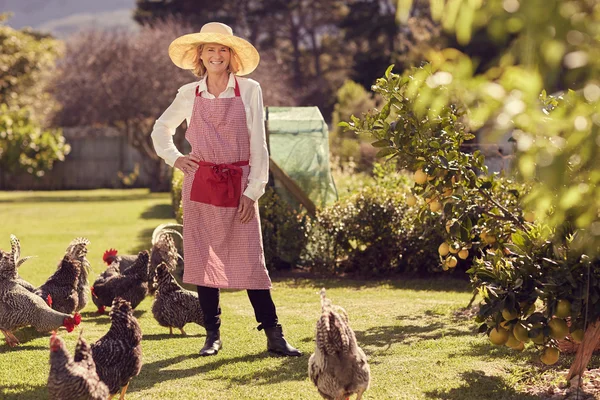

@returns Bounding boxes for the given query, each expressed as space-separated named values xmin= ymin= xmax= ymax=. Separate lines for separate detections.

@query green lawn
xmin=0 ymin=189 xmax=592 ymax=399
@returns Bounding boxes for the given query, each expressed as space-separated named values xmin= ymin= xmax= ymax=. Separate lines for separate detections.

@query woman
xmin=151 ymin=22 xmax=301 ymax=357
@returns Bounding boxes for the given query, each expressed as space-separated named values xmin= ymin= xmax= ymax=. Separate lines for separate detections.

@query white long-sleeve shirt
xmin=150 ymin=73 xmax=269 ymax=201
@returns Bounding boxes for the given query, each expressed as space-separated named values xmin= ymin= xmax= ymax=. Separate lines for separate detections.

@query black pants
xmin=197 ymin=286 xmax=278 ymax=331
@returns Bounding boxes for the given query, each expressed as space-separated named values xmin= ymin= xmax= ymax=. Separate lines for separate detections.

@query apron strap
xmin=233 ymin=77 xmax=241 ymax=97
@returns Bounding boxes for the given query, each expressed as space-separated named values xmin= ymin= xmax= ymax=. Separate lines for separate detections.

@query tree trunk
xmin=288 ymin=15 xmax=303 ymax=86
xmin=148 ymin=158 xmax=171 ymax=192
xmin=566 ymin=320 xmax=600 ymax=382
xmin=309 ymin=29 xmax=322 ymax=78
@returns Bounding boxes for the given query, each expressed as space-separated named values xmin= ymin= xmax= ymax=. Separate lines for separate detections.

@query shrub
xmin=303 ymin=162 xmax=447 ymax=277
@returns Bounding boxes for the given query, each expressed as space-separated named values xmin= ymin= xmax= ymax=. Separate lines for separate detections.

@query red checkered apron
xmin=181 ymin=78 xmax=271 ymax=289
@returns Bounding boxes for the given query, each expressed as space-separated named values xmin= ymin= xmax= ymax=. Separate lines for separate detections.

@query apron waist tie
xmin=195 ymin=160 xmax=249 ymax=199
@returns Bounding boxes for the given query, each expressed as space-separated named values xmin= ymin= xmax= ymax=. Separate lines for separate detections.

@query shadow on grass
xmin=0 ymin=384 xmax=47 ymax=400
xmin=140 ymin=204 xmax=174 ymax=220
xmin=0 ymin=193 xmax=154 ymax=204
xmin=6 ymin=327 xmax=63 ymax=346
xmin=143 ymin=332 xmax=204 ymax=341
xmin=132 ymin=351 xmax=307 ymax=393
xmin=424 ymin=370 xmax=539 ymax=399
xmin=271 ymin=275 xmax=471 ymax=293
xmin=354 ymin=312 xmax=475 ymax=352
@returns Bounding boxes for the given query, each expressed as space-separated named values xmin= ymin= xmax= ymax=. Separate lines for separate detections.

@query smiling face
xmin=200 ymin=43 xmax=231 ymax=75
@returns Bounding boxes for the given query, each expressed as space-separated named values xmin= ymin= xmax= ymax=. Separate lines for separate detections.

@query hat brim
xmin=168 ymin=33 xmax=259 ymax=76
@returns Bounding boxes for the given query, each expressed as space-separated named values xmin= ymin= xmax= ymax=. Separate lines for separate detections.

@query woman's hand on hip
xmin=174 ymin=154 xmax=200 ymax=174
xmin=238 ymin=195 xmax=256 ymax=223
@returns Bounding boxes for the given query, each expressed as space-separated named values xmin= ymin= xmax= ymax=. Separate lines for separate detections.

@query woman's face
xmin=200 ymin=43 xmax=231 ymax=75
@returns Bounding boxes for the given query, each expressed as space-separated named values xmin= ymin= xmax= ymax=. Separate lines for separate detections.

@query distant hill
xmin=1 ymin=0 xmax=137 ymax=37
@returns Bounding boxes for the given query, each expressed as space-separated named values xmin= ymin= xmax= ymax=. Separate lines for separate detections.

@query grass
xmin=0 ymin=189 xmax=597 ymax=399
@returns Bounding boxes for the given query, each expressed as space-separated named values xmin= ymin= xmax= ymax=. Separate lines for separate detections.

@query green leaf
xmin=511 ymin=232 xmax=526 ymax=247
xmin=376 ymin=147 xmax=397 ymax=158
xmin=372 ymin=139 xmax=391 ymax=148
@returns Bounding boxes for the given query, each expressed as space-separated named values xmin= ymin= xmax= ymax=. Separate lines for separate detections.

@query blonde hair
xmin=192 ymin=44 xmax=241 ymax=77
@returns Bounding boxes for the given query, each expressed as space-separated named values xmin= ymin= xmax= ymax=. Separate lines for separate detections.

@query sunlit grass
xmin=0 ymin=189 xmax=595 ymax=399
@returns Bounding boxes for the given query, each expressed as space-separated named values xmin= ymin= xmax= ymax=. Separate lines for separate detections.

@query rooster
xmin=35 ymin=255 xmax=81 ymax=314
xmin=308 ymin=288 xmax=371 ymax=400
xmin=91 ymin=251 xmax=149 ymax=313
xmin=102 ymin=223 xmax=182 ymax=293
xmin=48 ymin=331 xmax=110 ymax=400
xmin=0 ymin=235 xmax=81 ymax=347
xmin=91 ymin=297 xmax=142 ymax=400
xmin=151 ymin=263 xmax=204 ymax=335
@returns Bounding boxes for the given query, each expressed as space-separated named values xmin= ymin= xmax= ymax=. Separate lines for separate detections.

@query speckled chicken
xmin=64 ymin=237 xmax=92 ymax=313
xmin=308 ymin=289 xmax=371 ymax=400
xmin=91 ymin=297 xmax=142 ymax=399
xmin=48 ymin=331 xmax=110 ymax=400
xmin=36 ymin=255 xmax=81 ymax=314
xmin=0 ymin=235 xmax=81 ymax=347
xmin=151 ymin=263 xmax=203 ymax=335
xmin=91 ymin=251 xmax=149 ymax=312
xmin=0 ymin=242 xmax=36 ymax=292
xmin=102 ymin=224 xmax=182 ymax=293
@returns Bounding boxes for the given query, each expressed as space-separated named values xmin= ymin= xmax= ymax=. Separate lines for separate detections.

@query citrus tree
xmin=344 ymin=0 xmax=600 ymax=383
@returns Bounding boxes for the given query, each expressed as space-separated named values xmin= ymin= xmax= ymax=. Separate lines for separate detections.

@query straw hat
xmin=168 ymin=22 xmax=260 ymax=76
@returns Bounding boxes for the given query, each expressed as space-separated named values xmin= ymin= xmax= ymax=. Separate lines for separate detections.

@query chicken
xmin=65 ymin=237 xmax=92 ymax=313
xmin=90 ymin=261 xmax=121 ymax=314
xmin=102 ymin=249 xmax=137 ymax=273
xmin=35 ymin=255 xmax=81 ymax=314
xmin=102 ymin=223 xmax=182 ymax=293
xmin=151 ymin=263 xmax=204 ymax=335
xmin=148 ymin=228 xmax=181 ymax=294
xmin=48 ymin=331 xmax=110 ymax=400
xmin=1 ymin=240 xmax=36 ymax=292
xmin=91 ymin=251 xmax=149 ymax=312
xmin=0 ymin=235 xmax=82 ymax=347
xmin=308 ymin=289 xmax=371 ymax=400
xmin=91 ymin=297 xmax=142 ymax=400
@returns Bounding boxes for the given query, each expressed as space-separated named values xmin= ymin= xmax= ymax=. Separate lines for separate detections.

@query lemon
xmin=512 ymin=322 xmax=531 ymax=343
xmin=540 ymin=347 xmax=560 ymax=365
xmin=446 ymin=255 xmax=458 ymax=268
xmin=458 ymin=248 xmax=469 ymax=260
xmin=414 ymin=169 xmax=428 ymax=185
xmin=429 ymin=200 xmax=442 ymax=212
xmin=524 ymin=211 xmax=535 ymax=223
xmin=548 ymin=318 xmax=569 ymax=340
xmin=406 ymin=195 xmax=417 ymax=207
xmin=489 ymin=327 xmax=509 ymax=345
xmin=505 ymin=331 xmax=522 ymax=349
xmin=531 ymin=325 xmax=545 ymax=344
xmin=512 ymin=341 xmax=525 ymax=351
xmin=502 ymin=308 xmax=518 ymax=321
xmin=554 ymin=299 xmax=571 ymax=318
xmin=570 ymin=329 xmax=584 ymax=344
xmin=438 ymin=243 xmax=450 ymax=256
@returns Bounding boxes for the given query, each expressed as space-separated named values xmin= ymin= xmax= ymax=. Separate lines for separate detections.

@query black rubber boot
xmin=199 ymin=329 xmax=222 ymax=356
xmin=262 ymin=325 xmax=302 ymax=357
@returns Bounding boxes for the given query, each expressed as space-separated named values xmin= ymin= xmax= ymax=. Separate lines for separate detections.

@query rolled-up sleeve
xmin=150 ymin=87 xmax=191 ymax=167
xmin=244 ymin=84 xmax=269 ymax=201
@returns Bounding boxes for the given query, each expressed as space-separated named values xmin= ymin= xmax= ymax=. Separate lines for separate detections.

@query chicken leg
xmin=1 ymin=329 xmax=19 ymax=347
xmin=119 ymin=382 xmax=130 ymax=400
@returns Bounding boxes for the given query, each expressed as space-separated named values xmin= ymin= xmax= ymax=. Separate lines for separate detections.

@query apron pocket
xmin=190 ymin=164 xmax=243 ymax=208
